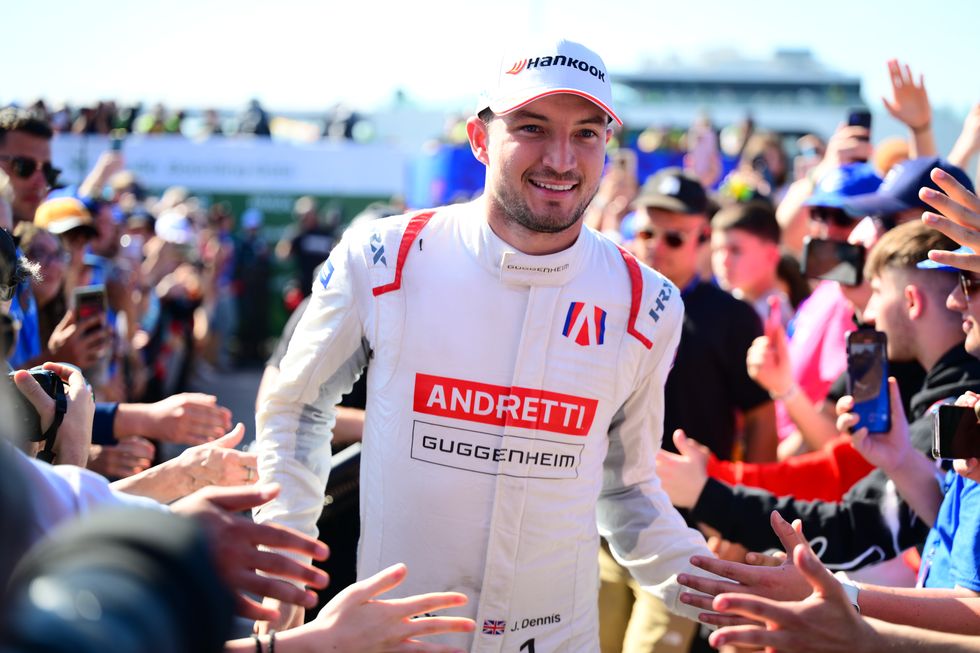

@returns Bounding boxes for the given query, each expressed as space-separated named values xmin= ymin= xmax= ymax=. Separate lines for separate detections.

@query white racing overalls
xmin=255 ymin=199 xmax=713 ymax=652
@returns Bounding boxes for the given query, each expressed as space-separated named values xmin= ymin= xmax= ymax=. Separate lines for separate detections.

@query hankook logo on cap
xmin=506 ymin=60 xmax=528 ymax=75
xmin=659 ymin=176 xmax=682 ymax=196
xmin=502 ymin=55 xmax=606 ymax=81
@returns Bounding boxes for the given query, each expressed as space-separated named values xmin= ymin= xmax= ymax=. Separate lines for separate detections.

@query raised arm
xmin=881 ymin=59 xmax=936 ymax=159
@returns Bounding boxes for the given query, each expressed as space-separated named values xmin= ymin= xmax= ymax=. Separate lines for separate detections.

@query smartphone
xmin=801 ymin=237 xmax=866 ymax=286
xmin=109 ymin=128 xmax=125 ymax=152
xmin=846 ymin=329 xmax=890 ymax=434
xmin=934 ymin=405 xmax=980 ymax=460
xmin=72 ymin=284 xmax=107 ymax=334
xmin=847 ymin=108 xmax=872 ymax=129
xmin=848 ymin=108 xmax=872 ymax=145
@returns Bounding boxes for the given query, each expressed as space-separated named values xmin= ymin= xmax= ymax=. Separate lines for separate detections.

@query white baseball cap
xmin=155 ymin=210 xmax=194 ymax=245
xmin=479 ymin=38 xmax=621 ymax=126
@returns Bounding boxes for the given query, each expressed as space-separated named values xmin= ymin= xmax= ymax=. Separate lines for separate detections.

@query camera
xmin=2 ymin=369 xmax=65 ymax=443
xmin=2 ymin=507 xmax=235 ymax=653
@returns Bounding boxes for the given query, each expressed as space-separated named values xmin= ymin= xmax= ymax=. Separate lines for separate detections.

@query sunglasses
xmin=635 ymin=227 xmax=706 ymax=249
xmin=960 ymin=272 xmax=979 ymax=302
xmin=0 ymin=155 xmax=60 ymax=187
xmin=809 ymin=206 xmax=857 ymax=228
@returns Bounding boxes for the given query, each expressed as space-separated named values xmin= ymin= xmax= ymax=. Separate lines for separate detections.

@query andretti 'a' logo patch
xmin=562 ymin=302 xmax=607 ymax=346
xmin=506 ymin=59 xmax=527 ymax=75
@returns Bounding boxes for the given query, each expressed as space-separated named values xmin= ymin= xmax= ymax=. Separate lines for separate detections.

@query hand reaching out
xmin=677 ymin=511 xmax=815 ymax=626
xmin=292 ymin=563 xmax=475 ymax=653
xmin=920 ymin=167 xmax=980 ymax=273
xmin=87 ymin=435 xmax=155 ymax=479
xmin=709 ymin=543 xmax=875 ymax=652
xmin=656 ymin=429 xmax=711 ymax=509
xmin=170 ymin=483 xmax=329 ymax=622
xmin=141 ymin=392 xmax=233 ymax=445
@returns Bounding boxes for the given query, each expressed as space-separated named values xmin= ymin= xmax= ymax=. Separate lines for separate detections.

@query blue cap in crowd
xmin=917 ymin=245 xmax=974 ymax=272
xmin=805 ymin=163 xmax=882 ymax=209
xmin=844 ymin=157 xmax=975 ymax=218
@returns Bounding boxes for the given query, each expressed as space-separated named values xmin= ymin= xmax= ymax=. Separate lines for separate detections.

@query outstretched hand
xmin=171 ymin=483 xmax=329 ymax=621
xmin=288 ymin=563 xmax=475 ymax=653
xmin=174 ymin=424 xmax=259 ymax=494
xmin=709 ymin=543 xmax=874 ymax=652
xmin=656 ymin=429 xmax=711 ymax=509
xmin=921 ymin=167 xmax=980 ymax=273
xmin=143 ymin=392 xmax=233 ymax=445
xmin=677 ymin=511 xmax=814 ymax=626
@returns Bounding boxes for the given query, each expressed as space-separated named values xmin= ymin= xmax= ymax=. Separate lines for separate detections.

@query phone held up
xmin=846 ymin=329 xmax=890 ymax=434
xmin=801 ymin=236 xmax=865 ymax=286
xmin=72 ymin=284 xmax=107 ymax=331
xmin=934 ymin=405 xmax=980 ymax=460
xmin=847 ymin=108 xmax=873 ymax=130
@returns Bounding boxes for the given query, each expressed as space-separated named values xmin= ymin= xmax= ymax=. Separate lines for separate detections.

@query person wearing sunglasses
xmin=0 ymin=109 xmax=56 ymax=226
xmin=629 ymin=167 xmax=776 ymax=463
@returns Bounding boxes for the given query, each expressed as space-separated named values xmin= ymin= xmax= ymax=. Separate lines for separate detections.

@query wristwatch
xmin=834 ymin=572 xmax=861 ymax=613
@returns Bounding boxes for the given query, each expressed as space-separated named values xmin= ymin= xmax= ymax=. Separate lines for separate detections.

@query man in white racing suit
xmin=254 ymin=38 xmax=715 ymax=652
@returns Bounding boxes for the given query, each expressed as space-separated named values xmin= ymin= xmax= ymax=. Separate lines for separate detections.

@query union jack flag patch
xmin=482 ymin=619 xmax=506 ymax=635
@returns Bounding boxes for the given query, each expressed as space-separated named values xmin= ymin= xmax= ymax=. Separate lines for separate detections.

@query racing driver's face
xmin=470 ymin=94 xmax=611 ymax=248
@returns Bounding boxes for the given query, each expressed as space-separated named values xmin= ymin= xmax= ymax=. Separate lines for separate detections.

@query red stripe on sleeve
xmin=372 ymin=211 xmax=435 ymax=296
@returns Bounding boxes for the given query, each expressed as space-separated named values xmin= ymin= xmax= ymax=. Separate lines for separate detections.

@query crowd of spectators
xmin=13 ymin=97 xmax=366 ymax=141
xmin=3 ymin=52 xmax=980 ymax=653
xmin=0 ymin=102 xmax=471 ymax=651
xmin=584 ymin=59 xmax=980 ymax=653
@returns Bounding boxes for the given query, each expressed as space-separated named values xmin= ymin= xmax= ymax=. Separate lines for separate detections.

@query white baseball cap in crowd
xmin=155 ymin=210 xmax=194 ymax=245
xmin=479 ymin=38 xmax=621 ymax=126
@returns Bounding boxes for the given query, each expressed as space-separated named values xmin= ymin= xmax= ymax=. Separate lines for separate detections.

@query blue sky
xmin=6 ymin=0 xmax=978 ymax=117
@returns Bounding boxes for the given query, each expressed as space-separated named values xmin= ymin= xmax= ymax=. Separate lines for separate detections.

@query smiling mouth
xmin=529 ymin=179 xmax=576 ymax=192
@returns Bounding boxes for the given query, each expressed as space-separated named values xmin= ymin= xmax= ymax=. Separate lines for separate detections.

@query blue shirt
xmin=8 ymin=276 xmax=40 ymax=368
xmin=918 ymin=470 xmax=980 ymax=591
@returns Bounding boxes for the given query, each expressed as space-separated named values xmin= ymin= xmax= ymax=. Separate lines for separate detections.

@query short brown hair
xmin=0 ymin=108 xmax=53 ymax=146
xmin=711 ymin=201 xmax=780 ymax=244
xmin=864 ymin=220 xmax=957 ymax=280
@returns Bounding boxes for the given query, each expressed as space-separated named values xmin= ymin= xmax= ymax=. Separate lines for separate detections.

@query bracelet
xmin=911 ymin=121 xmax=931 ymax=134
xmin=834 ymin=572 xmax=861 ymax=613
xmin=769 ymin=382 xmax=798 ymax=402
xmin=250 ymin=631 xmax=275 ymax=653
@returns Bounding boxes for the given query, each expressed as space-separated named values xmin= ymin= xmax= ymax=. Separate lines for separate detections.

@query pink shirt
xmin=778 ymin=281 xmax=857 ymax=439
